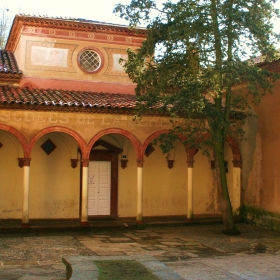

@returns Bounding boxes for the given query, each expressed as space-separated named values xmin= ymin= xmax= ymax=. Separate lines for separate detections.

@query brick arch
xmin=87 ymin=128 xmax=142 ymax=160
xmin=187 ymin=133 xmax=242 ymax=167
xmin=142 ymin=129 xmax=171 ymax=157
xmin=226 ymin=136 xmax=242 ymax=167
xmin=28 ymin=126 xmax=87 ymax=158
xmin=0 ymin=124 xmax=29 ymax=157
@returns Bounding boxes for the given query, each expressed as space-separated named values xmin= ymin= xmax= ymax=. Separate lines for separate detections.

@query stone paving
xmin=0 ymin=223 xmax=280 ymax=279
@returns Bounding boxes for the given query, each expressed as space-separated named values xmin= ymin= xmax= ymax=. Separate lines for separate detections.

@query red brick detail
xmin=137 ymin=159 xmax=144 ymax=167
xmin=18 ymin=158 xmax=31 ymax=167
xmin=81 ymin=159 xmax=89 ymax=167
xmin=232 ymin=156 xmax=242 ymax=168
xmin=0 ymin=124 xmax=29 ymax=157
xmin=87 ymin=128 xmax=142 ymax=160
xmin=20 ymin=77 xmax=136 ymax=95
xmin=188 ymin=133 xmax=242 ymax=168
xmin=142 ymin=129 xmax=171 ymax=157
xmin=226 ymin=136 xmax=242 ymax=158
xmin=21 ymin=27 xmax=145 ymax=47
xmin=186 ymin=158 xmax=195 ymax=168
xmin=28 ymin=126 xmax=87 ymax=158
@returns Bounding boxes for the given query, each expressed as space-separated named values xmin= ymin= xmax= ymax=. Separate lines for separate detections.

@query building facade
xmin=1 ymin=14 xmax=265 ymax=227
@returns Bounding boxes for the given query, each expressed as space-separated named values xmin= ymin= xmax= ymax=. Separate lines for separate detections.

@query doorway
xmin=88 ymin=161 xmax=111 ymax=215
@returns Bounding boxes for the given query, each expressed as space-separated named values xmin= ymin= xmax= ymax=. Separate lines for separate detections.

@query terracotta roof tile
xmin=0 ymin=51 xmax=22 ymax=75
xmin=0 ymin=85 xmax=137 ymax=109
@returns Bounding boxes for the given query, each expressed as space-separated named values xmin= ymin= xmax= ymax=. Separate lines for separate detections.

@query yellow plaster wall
xmin=0 ymin=110 xmax=172 ymax=145
xmin=193 ymin=144 xmax=233 ymax=215
xmin=118 ymin=147 xmax=137 ymax=217
xmin=193 ymin=151 xmax=217 ymax=214
xmin=29 ymin=132 xmax=80 ymax=218
xmin=0 ymin=132 xmax=24 ymax=218
xmin=16 ymin=35 xmax=134 ymax=84
xmin=142 ymin=142 xmax=188 ymax=216
xmin=243 ymin=80 xmax=280 ymax=213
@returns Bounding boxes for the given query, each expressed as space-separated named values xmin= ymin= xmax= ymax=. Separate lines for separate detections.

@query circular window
xmin=78 ymin=49 xmax=102 ymax=73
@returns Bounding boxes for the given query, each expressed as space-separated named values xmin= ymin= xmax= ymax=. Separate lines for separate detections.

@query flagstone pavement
xmin=0 ymin=223 xmax=280 ymax=279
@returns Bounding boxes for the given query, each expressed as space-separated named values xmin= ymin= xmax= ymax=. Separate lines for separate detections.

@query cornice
xmin=0 ymin=103 xmax=165 ymax=116
xmin=6 ymin=15 xmax=146 ymax=52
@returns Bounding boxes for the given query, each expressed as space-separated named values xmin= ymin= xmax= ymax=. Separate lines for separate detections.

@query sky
xmin=1 ymin=0 xmax=280 ymax=33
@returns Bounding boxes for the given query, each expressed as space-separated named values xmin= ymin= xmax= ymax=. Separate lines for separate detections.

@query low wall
xmin=240 ymin=204 xmax=280 ymax=232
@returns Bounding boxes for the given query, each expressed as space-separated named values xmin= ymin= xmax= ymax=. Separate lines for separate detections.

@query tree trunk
xmin=214 ymin=142 xmax=240 ymax=235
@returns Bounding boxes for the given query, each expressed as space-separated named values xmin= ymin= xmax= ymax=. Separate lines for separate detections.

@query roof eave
xmin=5 ymin=14 xmax=147 ymax=52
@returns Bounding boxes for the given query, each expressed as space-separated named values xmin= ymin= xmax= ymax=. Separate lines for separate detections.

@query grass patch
xmin=94 ymin=260 xmax=159 ymax=280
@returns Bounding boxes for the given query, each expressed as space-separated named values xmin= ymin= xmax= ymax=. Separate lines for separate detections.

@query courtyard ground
xmin=0 ymin=221 xmax=279 ymax=279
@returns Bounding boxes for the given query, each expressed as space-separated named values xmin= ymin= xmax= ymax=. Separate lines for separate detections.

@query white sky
xmin=1 ymin=0 xmax=280 ymax=33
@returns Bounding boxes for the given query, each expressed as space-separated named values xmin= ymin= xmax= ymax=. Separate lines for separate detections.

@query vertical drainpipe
xmin=187 ymin=158 xmax=194 ymax=219
xmin=136 ymin=159 xmax=144 ymax=223
xmin=22 ymin=158 xmax=31 ymax=227
xmin=81 ymin=159 xmax=89 ymax=226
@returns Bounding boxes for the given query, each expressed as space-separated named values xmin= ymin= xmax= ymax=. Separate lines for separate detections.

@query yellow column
xmin=232 ymin=161 xmax=241 ymax=214
xmin=81 ymin=159 xmax=89 ymax=225
xmin=136 ymin=159 xmax=143 ymax=222
xmin=21 ymin=158 xmax=31 ymax=227
xmin=187 ymin=158 xmax=194 ymax=219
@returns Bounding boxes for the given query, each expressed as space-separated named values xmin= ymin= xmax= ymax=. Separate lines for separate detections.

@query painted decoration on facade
xmin=26 ymin=41 xmax=77 ymax=72
xmin=104 ymin=48 xmax=128 ymax=76
xmin=31 ymin=46 xmax=68 ymax=67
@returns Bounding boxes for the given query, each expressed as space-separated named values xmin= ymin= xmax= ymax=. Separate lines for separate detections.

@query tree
xmin=115 ymin=0 xmax=279 ymax=235
xmin=0 ymin=8 xmax=12 ymax=49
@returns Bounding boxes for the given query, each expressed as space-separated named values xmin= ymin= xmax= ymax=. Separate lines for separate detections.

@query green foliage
xmin=115 ymin=0 xmax=279 ymax=233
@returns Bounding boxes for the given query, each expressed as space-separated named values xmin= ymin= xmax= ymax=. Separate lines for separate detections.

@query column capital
xmin=186 ymin=158 xmax=195 ymax=168
xmin=232 ymin=154 xmax=242 ymax=168
xmin=232 ymin=159 xmax=242 ymax=168
xmin=81 ymin=159 xmax=89 ymax=167
xmin=137 ymin=159 xmax=144 ymax=167
xmin=18 ymin=158 xmax=31 ymax=168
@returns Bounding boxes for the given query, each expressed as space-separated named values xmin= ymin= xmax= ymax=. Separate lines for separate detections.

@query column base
xmin=21 ymin=223 xmax=30 ymax=228
xmin=186 ymin=218 xmax=193 ymax=222
xmin=136 ymin=219 xmax=143 ymax=224
xmin=80 ymin=221 xmax=89 ymax=227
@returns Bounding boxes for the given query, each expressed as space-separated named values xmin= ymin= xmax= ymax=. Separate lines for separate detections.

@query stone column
xmin=21 ymin=158 xmax=31 ymax=227
xmin=232 ymin=158 xmax=242 ymax=214
xmin=187 ymin=158 xmax=194 ymax=219
xmin=136 ymin=159 xmax=144 ymax=223
xmin=81 ymin=159 xmax=89 ymax=226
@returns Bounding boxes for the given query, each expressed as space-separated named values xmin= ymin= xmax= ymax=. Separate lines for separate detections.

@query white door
xmin=88 ymin=161 xmax=111 ymax=215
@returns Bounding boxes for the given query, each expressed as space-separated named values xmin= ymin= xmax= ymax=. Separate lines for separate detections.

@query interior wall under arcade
xmin=0 ymin=131 xmax=24 ymax=219
xmin=193 ymin=142 xmax=233 ymax=215
xmin=142 ymin=141 xmax=188 ymax=216
xmin=29 ymin=132 xmax=80 ymax=219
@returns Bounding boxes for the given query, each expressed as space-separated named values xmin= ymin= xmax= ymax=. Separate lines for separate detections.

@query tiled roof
xmin=0 ymin=51 xmax=23 ymax=84
xmin=0 ymin=85 xmax=139 ymax=113
xmin=0 ymin=51 xmax=22 ymax=75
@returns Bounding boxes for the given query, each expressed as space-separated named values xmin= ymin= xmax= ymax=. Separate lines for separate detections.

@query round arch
xmin=87 ymin=128 xmax=142 ymax=160
xmin=28 ymin=126 xmax=87 ymax=158
xmin=187 ymin=132 xmax=242 ymax=165
xmin=142 ymin=129 xmax=171 ymax=155
xmin=0 ymin=124 xmax=29 ymax=157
